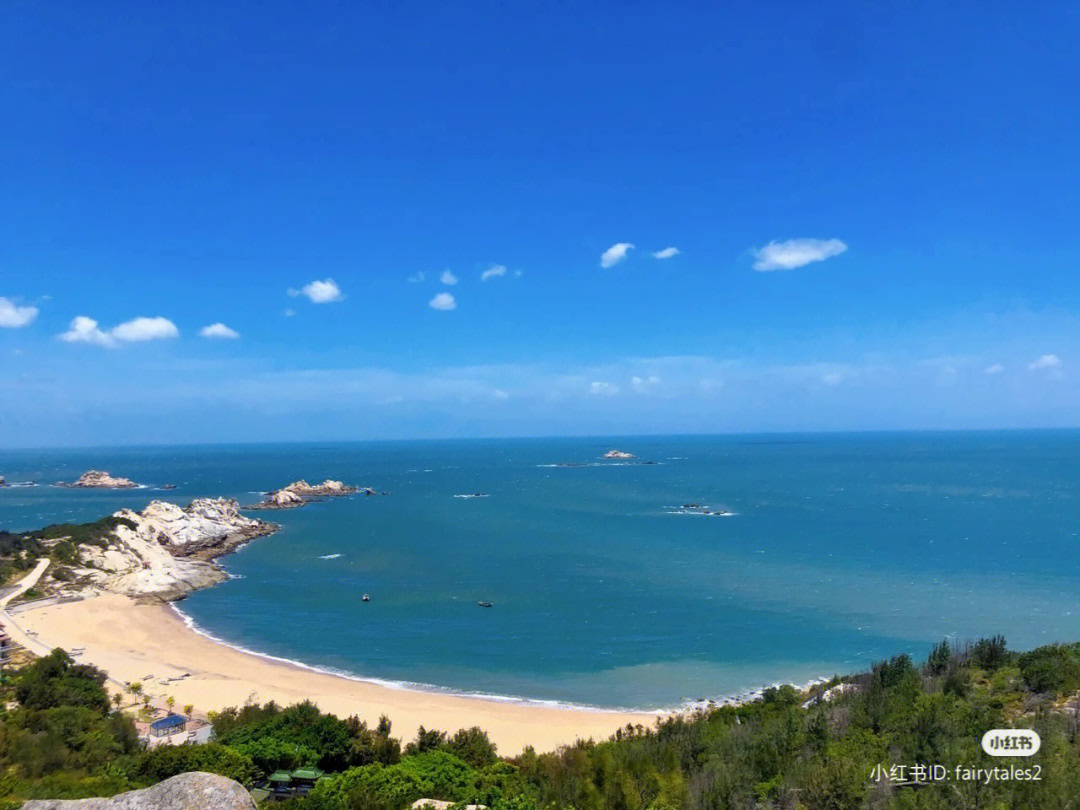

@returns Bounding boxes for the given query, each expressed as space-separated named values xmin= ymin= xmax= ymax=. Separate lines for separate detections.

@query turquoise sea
xmin=2 ymin=432 xmax=1079 ymax=710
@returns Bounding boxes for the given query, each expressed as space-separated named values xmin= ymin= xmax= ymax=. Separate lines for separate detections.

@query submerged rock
xmin=22 ymin=772 xmax=256 ymax=809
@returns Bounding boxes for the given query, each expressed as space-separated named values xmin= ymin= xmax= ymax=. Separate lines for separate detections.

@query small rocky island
xmin=0 ymin=475 xmax=6 ymax=487
xmin=603 ymin=449 xmax=637 ymax=459
xmin=57 ymin=470 xmax=141 ymax=489
xmin=251 ymin=479 xmax=378 ymax=509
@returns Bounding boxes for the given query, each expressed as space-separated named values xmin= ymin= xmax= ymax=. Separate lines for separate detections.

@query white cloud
xmin=752 ymin=238 xmax=848 ymax=271
xmin=1028 ymin=354 xmax=1061 ymax=370
xmin=822 ymin=372 xmax=844 ymax=386
xmin=652 ymin=247 xmax=680 ymax=259
xmin=492 ymin=389 xmax=509 ymax=400
xmin=984 ymin=363 xmax=1005 ymax=375
xmin=481 ymin=264 xmax=507 ymax=281
xmin=600 ymin=243 xmax=634 ymax=268
xmin=111 ymin=317 xmax=179 ymax=342
xmin=59 ymin=315 xmax=178 ymax=347
xmin=631 ymin=375 xmax=661 ymax=392
xmin=288 ymin=278 xmax=344 ymax=303
xmin=60 ymin=316 xmax=115 ymax=347
xmin=407 ymin=272 xmax=426 ymax=283
xmin=589 ymin=381 xmax=619 ymax=395
xmin=283 ymin=309 xmax=295 ymax=318
xmin=429 ymin=292 xmax=457 ymax=311
xmin=199 ymin=322 xmax=240 ymax=339
xmin=0 ymin=297 xmax=39 ymax=328
xmin=440 ymin=270 xmax=458 ymax=285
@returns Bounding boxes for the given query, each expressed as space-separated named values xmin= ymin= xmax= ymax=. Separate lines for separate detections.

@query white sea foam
xmin=318 ymin=553 xmax=343 ymax=559
xmin=168 ymin=604 xmax=660 ymax=713
xmin=169 ymin=605 xmax=823 ymax=715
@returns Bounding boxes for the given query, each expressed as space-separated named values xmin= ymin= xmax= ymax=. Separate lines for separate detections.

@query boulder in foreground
xmin=22 ymin=772 xmax=256 ymax=810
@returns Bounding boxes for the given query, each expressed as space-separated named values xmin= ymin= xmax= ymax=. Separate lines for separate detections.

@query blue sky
xmin=2 ymin=1 xmax=1080 ymax=446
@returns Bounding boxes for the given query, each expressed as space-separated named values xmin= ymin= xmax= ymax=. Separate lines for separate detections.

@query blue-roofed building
xmin=149 ymin=714 xmax=187 ymax=738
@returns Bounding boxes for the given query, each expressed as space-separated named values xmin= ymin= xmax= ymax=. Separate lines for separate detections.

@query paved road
xmin=0 ymin=559 xmax=54 ymax=657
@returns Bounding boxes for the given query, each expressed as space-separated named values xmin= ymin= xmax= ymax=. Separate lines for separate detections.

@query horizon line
xmin=4 ymin=425 xmax=1080 ymax=452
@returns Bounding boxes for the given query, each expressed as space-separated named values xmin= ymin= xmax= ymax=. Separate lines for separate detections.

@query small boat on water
xmin=362 ymin=594 xmax=370 ymax=602
xmin=477 ymin=601 xmax=493 ymax=608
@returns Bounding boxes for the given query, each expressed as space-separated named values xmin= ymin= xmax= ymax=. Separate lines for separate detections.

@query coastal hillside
xmin=1 ymin=638 xmax=1079 ymax=808
xmin=0 ymin=500 xmax=278 ymax=602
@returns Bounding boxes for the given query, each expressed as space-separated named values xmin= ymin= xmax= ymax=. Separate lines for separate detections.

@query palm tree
xmin=166 ymin=695 xmax=176 ymax=714
xmin=184 ymin=703 xmax=194 ymax=720
xmin=128 ymin=681 xmax=142 ymax=697
xmin=112 ymin=693 xmax=123 ymax=711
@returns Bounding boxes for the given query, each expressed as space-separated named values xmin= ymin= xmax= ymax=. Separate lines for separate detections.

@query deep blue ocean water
xmin=2 ymin=432 xmax=1079 ymax=709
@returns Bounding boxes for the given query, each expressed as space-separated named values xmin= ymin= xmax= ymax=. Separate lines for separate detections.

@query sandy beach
xmin=13 ymin=594 xmax=659 ymax=755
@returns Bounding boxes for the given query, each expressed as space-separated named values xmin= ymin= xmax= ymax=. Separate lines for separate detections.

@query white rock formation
xmin=282 ymin=479 xmax=357 ymax=496
xmin=603 ymin=450 xmax=637 ymax=459
xmin=74 ymin=499 xmax=276 ymax=601
xmin=60 ymin=470 xmax=140 ymax=488
xmin=253 ymin=479 xmax=359 ymax=508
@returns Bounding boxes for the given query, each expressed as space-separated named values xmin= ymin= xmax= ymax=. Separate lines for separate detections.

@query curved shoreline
xmin=15 ymin=593 xmax=661 ymax=755
xmin=170 ymin=602 xmax=829 ymax=715
xmin=169 ymin=603 xmax=666 ymax=715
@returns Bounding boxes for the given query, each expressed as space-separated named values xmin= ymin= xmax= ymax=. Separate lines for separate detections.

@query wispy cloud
xmin=199 ymin=323 xmax=240 ymax=339
xmin=752 ymin=238 xmax=847 ymax=271
xmin=481 ymin=264 xmax=507 ymax=281
xmin=440 ymin=270 xmax=458 ymax=285
xmin=631 ymin=375 xmax=661 ymax=392
xmin=1028 ymin=354 xmax=1061 ymax=370
xmin=984 ymin=363 xmax=1005 ymax=375
xmin=429 ymin=292 xmax=457 ymax=311
xmin=60 ymin=316 xmax=179 ymax=348
xmin=288 ymin=278 xmax=344 ymax=303
xmin=652 ymin=247 xmax=680 ymax=259
xmin=0 ymin=297 xmax=39 ymax=328
xmin=600 ymin=242 xmax=634 ymax=268
xmin=589 ymin=380 xmax=619 ymax=395
xmin=407 ymin=272 xmax=426 ymax=283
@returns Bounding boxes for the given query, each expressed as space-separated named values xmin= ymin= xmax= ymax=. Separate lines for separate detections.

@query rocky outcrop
xmin=261 ymin=488 xmax=306 ymax=509
xmin=73 ymin=499 xmax=277 ymax=601
xmin=22 ymin=772 xmax=256 ymax=809
xmin=283 ymin=479 xmax=357 ymax=497
xmin=603 ymin=450 xmax=636 ymax=459
xmin=58 ymin=470 xmax=140 ymax=489
xmin=0 ymin=475 xmax=6 ymax=487
xmin=251 ymin=479 xmax=361 ymax=509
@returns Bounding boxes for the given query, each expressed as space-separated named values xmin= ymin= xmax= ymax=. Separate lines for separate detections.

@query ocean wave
xmin=318 ymin=553 xmax=343 ymax=559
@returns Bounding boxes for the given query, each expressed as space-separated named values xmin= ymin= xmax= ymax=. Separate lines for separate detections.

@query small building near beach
xmin=149 ymin=713 xmax=186 ymax=738
xmin=138 ymin=712 xmax=213 ymax=748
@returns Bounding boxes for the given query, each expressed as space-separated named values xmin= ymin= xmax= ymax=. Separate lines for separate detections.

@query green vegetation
xmin=5 ymin=639 xmax=1080 ymax=807
xmin=0 ymin=516 xmax=134 ymax=586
